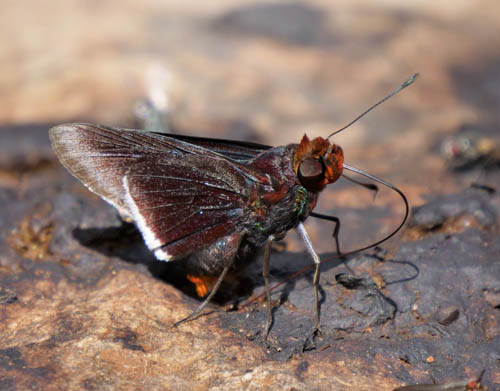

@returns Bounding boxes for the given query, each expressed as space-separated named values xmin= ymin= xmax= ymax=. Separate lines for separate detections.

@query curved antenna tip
xmin=402 ymin=73 xmax=419 ymax=88
xmin=327 ymin=73 xmax=420 ymax=140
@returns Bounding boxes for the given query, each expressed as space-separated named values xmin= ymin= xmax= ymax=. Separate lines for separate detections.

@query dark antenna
xmin=341 ymin=163 xmax=409 ymax=251
xmin=311 ymin=163 xmax=409 ymax=256
xmin=244 ymin=76 xmax=418 ymax=309
xmin=327 ymin=73 xmax=419 ymax=140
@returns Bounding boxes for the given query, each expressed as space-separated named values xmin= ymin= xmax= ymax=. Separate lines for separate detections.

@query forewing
xmin=50 ymin=123 xmax=177 ymax=217
xmin=49 ymin=123 xmax=257 ymax=217
xmin=123 ymin=155 xmax=250 ymax=260
xmin=167 ymin=134 xmax=271 ymax=162
xmin=49 ymin=123 xmax=255 ymax=261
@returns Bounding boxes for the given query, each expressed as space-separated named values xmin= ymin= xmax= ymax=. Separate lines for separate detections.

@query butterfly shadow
xmin=71 ymin=223 xmax=288 ymax=305
xmin=72 ymin=223 xmax=204 ymax=299
xmin=71 ymin=222 xmax=347 ymax=311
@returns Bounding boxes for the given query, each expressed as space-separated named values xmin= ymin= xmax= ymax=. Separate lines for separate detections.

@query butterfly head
xmin=293 ymin=134 xmax=344 ymax=192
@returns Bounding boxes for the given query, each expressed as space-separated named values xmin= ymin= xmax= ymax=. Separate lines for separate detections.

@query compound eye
xmin=298 ymin=157 xmax=325 ymax=188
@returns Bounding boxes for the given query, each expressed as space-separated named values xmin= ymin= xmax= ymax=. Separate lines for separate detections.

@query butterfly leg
xmin=330 ymin=216 xmax=342 ymax=257
xmin=309 ymin=212 xmax=342 ymax=256
xmin=262 ymin=234 xmax=275 ymax=339
xmin=296 ymin=222 xmax=322 ymax=331
xmin=174 ymin=233 xmax=243 ymax=327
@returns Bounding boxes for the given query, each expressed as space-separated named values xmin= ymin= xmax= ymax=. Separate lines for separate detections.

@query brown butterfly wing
xmin=49 ymin=123 xmax=260 ymax=260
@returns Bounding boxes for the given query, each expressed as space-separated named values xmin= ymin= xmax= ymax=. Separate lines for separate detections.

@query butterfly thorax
xmin=239 ymin=134 xmax=343 ymax=249
xmin=241 ymin=145 xmax=319 ymax=247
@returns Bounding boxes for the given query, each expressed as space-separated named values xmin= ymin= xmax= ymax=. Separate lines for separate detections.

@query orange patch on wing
xmin=187 ymin=275 xmax=218 ymax=297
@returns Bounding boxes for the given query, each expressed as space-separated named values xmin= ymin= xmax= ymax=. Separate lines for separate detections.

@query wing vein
xmin=129 ymin=174 xmax=241 ymax=194
xmin=155 ymin=221 xmax=226 ymax=251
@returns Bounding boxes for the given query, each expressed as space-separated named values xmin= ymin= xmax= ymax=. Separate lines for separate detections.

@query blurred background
xmin=1 ymin=0 xmax=499 ymax=251
xmin=1 ymin=2 xmax=499 ymax=389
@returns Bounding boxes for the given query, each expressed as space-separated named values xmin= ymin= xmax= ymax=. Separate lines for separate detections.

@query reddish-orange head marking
xmin=294 ymin=134 xmax=344 ymax=192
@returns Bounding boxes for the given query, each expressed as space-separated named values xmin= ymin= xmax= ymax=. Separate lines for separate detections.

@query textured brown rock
xmin=1 ymin=1 xmax=500 ymax=390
